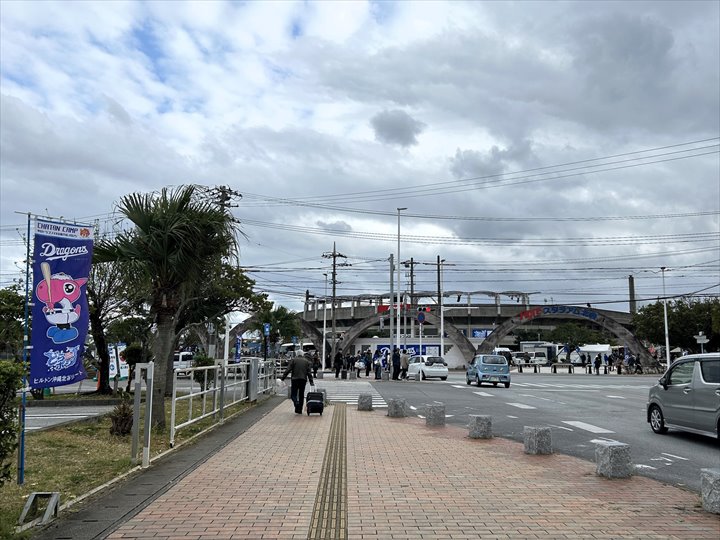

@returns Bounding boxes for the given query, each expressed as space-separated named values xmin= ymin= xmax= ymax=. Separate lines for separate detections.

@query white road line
xmin=635 ymin=464 xmax=657 ymax=470
xmin=661 ymin=453 xmax=689 ymax=461
xmin=473 ymin=391 xmax=494 ymax=397
xmin=451 ymin=385 xmax=467 ymax=389
xmin=590 ymin=437 xmax=621 ymax=444
xmin=562 ymin=421 xmax=614 ymax=433
xmin=550 ymin=425 xmax=574 ymax=431
xmin=418 ymin=415 xmax=425 ymax=419
xmin=605 ymin=395 xmax=625 ymax=399
xmin=507 ymin=415 xmax=519 ymax=419
xmin=651 ymin=457 xmax=673 ymax=462
xmin=445 ymin=414 xmax=454 ymax=418
xmin=510 ymin=382 xmax=529 ymax=387
xmin=409 ymin=405 xmax=417 ymax=410
xmin=506 ymin=403 xmax=537 ymax=409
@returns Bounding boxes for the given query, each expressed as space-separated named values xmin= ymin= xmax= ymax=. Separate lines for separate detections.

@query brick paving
xmin=109 ymin=400 xmax=719 ymax=539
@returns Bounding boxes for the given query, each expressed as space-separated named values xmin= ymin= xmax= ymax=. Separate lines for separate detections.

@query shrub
xmin=109 ymin=394 xmax=133 ymax=436
xmin=192 ymin=354 xmax=216 ymax=390
xmin=0 ymin=360 xmax=24 ymax=487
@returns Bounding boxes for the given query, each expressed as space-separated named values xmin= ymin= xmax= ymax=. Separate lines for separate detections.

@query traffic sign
xmin=694 ymin=333 xmax=709 ymax=344
xmin=417 ymin=312 xmax=425 ymax=323
xmin=263 ymin=323 xmax=271 ymax=336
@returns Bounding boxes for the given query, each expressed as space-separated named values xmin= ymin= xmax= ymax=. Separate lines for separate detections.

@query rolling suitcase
xmin=306 ymin=390 xmax=324 ymax=416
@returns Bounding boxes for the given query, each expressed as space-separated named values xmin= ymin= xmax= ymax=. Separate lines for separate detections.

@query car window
xmin=700 ymin=359 xmax=720 ymax=383
xmin=483 ymin=355 xmax=507 ymax=365
xmin=426 ymin=356 xmax=442 ymax=363
xmin=668 ymin=361 xmax=695 ymax=385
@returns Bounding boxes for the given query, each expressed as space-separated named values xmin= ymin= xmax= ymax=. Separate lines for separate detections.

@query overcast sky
xmin=1 ymin=0 xmax=718 ymax=319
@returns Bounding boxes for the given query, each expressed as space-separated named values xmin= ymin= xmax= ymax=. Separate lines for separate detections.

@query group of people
xmin=332 ymin=347 xmax=411 ymax=380
xmin=580 ymin=352 xmax=642 ymax=374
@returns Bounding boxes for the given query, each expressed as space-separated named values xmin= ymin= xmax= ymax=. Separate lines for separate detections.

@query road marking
xmin=507 ymin=415 xmax=518 ymax=419
xmin=451 ymin=385 xmax=467 ymax=389
xmin=561 ymin=421 xmax=614 ymax=433
xmin=635 ymin=464 xmax=657 ymax=470
xmin=605 ymin=395 xmax=625 ymax=399
xmin=661 ymin=453 xmax=689 ymax=461
xmin=409 ymin=405 xmax=417 ymax=410
xmin=590 ymin=437 xmax=621 ymax=444
xmin=651 ymin=457 xmax=672 ymax=462
xmin=446 ymin=414 xmax=454 ymax=418
xmin=418 ymin=415 xmax=425 ymax=419
xmin=550 ymin=425 xmax=574 ymax=431
xmin=510 ymin=382 xmax=529 ymax=387
xmin=506 ymin=403 xmax=537 ymax=409
xmin=473 ymin=391 xmax=494 ymax=397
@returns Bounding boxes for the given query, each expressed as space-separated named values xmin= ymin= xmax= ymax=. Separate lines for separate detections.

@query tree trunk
xmin=89 ymin=308 xmax=111 ymax=394
xmin=151 ymin=313 xmax=175 ymax=431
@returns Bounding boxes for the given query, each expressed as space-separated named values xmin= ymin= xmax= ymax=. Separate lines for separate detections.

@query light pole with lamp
xmin=322 ymin=273 xmax=328 ymax=369
xmin=396 ymin=208 xmax=407 ymax=366
xmin=661 ymin=267 xmax=671 ymax=368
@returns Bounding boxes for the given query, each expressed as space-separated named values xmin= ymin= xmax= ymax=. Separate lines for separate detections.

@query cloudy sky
xmin=1 ymin=0 xmax=718 ymax=317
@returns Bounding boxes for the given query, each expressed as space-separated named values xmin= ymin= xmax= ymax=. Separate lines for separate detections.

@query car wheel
xmin=440 ymin=377 xmax=447 ymax=381
xmin=466 ymin=378 xmax=471 ymax=385
xmin=421 ymin=371 xmax=426 ymax=381
xmin=649 ymin=405 xmax=668 ymax=434
xmin=476 ymin=376 xmax=482 ymax=387
xmin=504 ymin=382 xmax=510 ymax=388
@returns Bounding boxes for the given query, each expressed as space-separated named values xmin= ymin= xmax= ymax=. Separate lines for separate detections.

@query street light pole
xmin=661 ymin=267 xmax=671 ymax=369
xmin=322 ymin=273 xmax=328 ymax=369
xmin=396 ymin=208 xmax=406 ymax=358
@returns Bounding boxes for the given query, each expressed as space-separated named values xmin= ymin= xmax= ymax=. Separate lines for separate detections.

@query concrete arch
xmin=340 ymin=311 xmax=477 ymax=362
xmin=477 ymin=305 xmax=653 ymax=366
xmin=229 ymin=315 xmax=325 ymax=355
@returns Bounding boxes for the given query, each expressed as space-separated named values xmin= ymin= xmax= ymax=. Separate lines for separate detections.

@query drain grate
xmin=308 ymin=403 xmax=347 ymax=540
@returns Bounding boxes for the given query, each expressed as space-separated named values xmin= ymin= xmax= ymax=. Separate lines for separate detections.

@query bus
xmin=278 ymin=342 xmax=317 ymax=358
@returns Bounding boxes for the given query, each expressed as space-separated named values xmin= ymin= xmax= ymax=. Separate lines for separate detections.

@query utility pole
xmin=389 ymin=254 xmax=394 ymax=363
xmin=404 ymin=258 xmax=415 ymax=339
xmin=437 ymin=255 xmax=444 ymax=357
xmin=322 ymin=243 xmax=347 ymax=364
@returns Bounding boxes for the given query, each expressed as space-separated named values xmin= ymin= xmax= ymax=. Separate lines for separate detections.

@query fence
xmin=169 ymin=357 xmax=276 ymax=447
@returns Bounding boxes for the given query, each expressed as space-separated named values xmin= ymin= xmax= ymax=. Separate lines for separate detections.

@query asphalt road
xmin=370 ymin=371 xmax=719 ymax=494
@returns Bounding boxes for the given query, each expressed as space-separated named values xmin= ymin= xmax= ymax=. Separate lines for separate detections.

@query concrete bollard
xmin=349 ymin=371 xmax=357 ymax=380
xmin=595 ymin=441 xmax=632 ymax=478
xmin=316 ymin=371 xmax=324 ymax=379
xmin=425 ymin=403 xmax=445 ymax=427
xmin=524 ymin=426 xmax=552 ymax=455
xmin=468 ymin=415 xmax=492 ymax=439
xmin=701 ymin=468 xmax=720 ymax=514
xmin=387 ymin=398 xmax=407 ymax=418
xmin=357 ymin=393 xmax=373 ymax=411
xmin=382 ymin=371 xmax=390 ymax=381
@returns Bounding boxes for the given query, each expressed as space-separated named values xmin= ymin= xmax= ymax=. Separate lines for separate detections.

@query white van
xmin=526 ymin=351 xmax=547 ymax=364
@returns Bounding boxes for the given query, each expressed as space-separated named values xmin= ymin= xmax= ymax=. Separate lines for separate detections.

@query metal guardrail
xmin=169 ymin=358 xmax=276 ymax=447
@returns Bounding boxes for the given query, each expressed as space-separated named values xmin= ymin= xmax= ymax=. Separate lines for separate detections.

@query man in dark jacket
xmin=281 ymin=353 xmax=314 ymax=414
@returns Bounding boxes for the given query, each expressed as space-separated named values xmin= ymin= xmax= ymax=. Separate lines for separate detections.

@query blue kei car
xmin=466 ymin=354 xmax=511 ymax=388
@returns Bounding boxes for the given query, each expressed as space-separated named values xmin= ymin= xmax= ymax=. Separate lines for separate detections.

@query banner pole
xmin=18 ymin=213 xmax=31 ymax=485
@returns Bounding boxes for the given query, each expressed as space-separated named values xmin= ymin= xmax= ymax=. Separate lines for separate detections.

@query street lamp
xmin=322 ymin=273 xmax=328 ymax=368
xmin=661 ymin=267 xmax=671 ymax=369
xmin=396 ymin=208 xmax=406 ymax=359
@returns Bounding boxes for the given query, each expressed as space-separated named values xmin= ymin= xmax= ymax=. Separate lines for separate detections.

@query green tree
xmin=633 ymin=298 xmax=719 ymax=353
xmin=0 ymin=360 xmax=23 ymax=487
xmin=0 ymin=285 xmax=24 ymax=360
xmin=245 ymin=305 xmax=301 ymax=355
xmin=94 ymin=185 xmax=241 ymax=429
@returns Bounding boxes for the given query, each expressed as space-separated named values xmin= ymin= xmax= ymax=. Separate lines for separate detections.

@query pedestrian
xmin=373 ymin=349 xmax=382 ymax=379
xmin=334 ymin=351 xmax=343 ymax=378
xmin=311 ymin=352 xmax=321 ymax=378
xmin=390 ymin=347 xmax=400 ymax=380
xmin=354 ymin=357 xmax=364 ymax=378
xmin=280 ymin=352 xmax=314 ymax=414
xmin=627 ymin=353 xmax=636 ymax=373
xmin=400 ymin=349 xmax=409 ymax=380
xmin=593 ymin=354 xmax=601 ymax=375
xmin=364 ymin=351 xmax=372 ymax=377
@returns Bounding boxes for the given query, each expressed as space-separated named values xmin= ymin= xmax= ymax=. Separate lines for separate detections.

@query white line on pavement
xmin=473 ymin=391 xmax=494 ymax=397
xmin=507 ymin=415 xmax=518 ymax=419
xmin=635 ymin=464 xmax=657 ymax=470
xmin=550 ymin=425 xmax=574 ymax=431
xmin=590 ymin=437 xmax=621 ymax=444
xmin=506 ymin=403 xmax=537 ymax=409
xmin=451 ymin=385 xmax=467 ymax=388
xmin=409 ymin=405 xmax=417 ymax=410
xmin=562 ymin=421 xmax=614 ymax=433
xmin=605 ymin=395 xmax=625 ymax=399
xmin=661 ymin=453 xmax=689 ymax=461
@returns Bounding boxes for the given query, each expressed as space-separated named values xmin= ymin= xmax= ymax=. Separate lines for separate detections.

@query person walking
xmin=354 ymin=357 xmax=364 ymax=378
xmin=593 ymin=354 xmax=601 ymax=375
xmin=311 ymin=352 xmax=321 ymax=378
xmin=373 ymin=349 xmax=382 ymax=380
xmin=364 ymin=351 xmax=372 ymax=377
xmin=391 ymin=347 xmax=401 ymax=380
xmin=280 ymin=352 xmax=314 ymax=414
xmin=400 ymin=349 xmax=409 ymax=380
xmin=333 ymin=351 xmax=343 ymax=378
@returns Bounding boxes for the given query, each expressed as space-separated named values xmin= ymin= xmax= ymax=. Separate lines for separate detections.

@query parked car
xmin=407 ymin=355 xmax=448 ymax=380
xmin=173 ymin=351 xmax=194 ymax=377
xmin=511 ymin=352 xmax=529 ymax=365
xmin=466 ymin=354 xmax=511 ymax=388
xmin=647 ymin=353 xmax=719 ymax=439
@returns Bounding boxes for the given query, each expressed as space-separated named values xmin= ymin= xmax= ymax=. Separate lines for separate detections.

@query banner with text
xmin=30 ymin=219 xmax=94 ymax=388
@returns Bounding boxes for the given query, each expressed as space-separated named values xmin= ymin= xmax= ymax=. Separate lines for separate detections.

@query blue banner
xmin=30 ymin=219 xmax=94 ymax=388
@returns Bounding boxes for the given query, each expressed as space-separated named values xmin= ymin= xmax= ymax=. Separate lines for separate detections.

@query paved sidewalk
xmin=101 ymin=397 xmax=718 ymax=540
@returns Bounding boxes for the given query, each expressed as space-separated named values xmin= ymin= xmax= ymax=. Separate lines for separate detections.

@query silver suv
xmin=647 ymin=353 xmax=720 ymax=439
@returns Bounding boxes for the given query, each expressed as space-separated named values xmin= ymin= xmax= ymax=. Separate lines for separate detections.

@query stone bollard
xmin=701 ymin=468 xmax=720 ymax=514
xmin=357 ymin=393 xmax=373 ymax=411
xmin=387 ymin=398 xmax=407 ymax=418
xmin=524 ymin=426 xmax=552 ymax=455
xmin=349 ymin=371 xmax=357 ymax=380
xmin=595 ymin=441 xmax=632 ymax=479
xmin=382 ymin=371 xmax=390 ymax=381
xmin=468 ymin=415 xmax=492 ymax=439
xmin=425 ymin=403 xmax=445 ymax=427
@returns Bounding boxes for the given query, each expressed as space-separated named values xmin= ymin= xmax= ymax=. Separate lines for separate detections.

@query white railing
xmin=169 ymin=357 xmax=276 ymax=447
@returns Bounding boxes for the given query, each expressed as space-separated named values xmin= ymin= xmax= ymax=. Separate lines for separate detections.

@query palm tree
xmin=94 ymin=185 xmax=240 ymax=429
xmin=246 ymin=305 xmax=301 ymax=355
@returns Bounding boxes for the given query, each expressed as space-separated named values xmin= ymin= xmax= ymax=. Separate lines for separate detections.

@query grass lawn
xmin=0 ymin=393 xmax=252 ymax=539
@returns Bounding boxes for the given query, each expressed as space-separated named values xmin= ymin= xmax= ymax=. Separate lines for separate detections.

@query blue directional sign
xmin=417 ymin=312 xmax=425 ymax=323
xmin=263 ymin=323 xmax=271 ymax=336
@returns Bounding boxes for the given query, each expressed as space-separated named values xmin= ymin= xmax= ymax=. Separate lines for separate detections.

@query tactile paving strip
xmin=308 ymin=403 xmax=347 ymax=540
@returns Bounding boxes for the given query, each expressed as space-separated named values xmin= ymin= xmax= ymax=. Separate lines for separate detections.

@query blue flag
xmin=30 ymin=219 xmax=94 ymax=388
